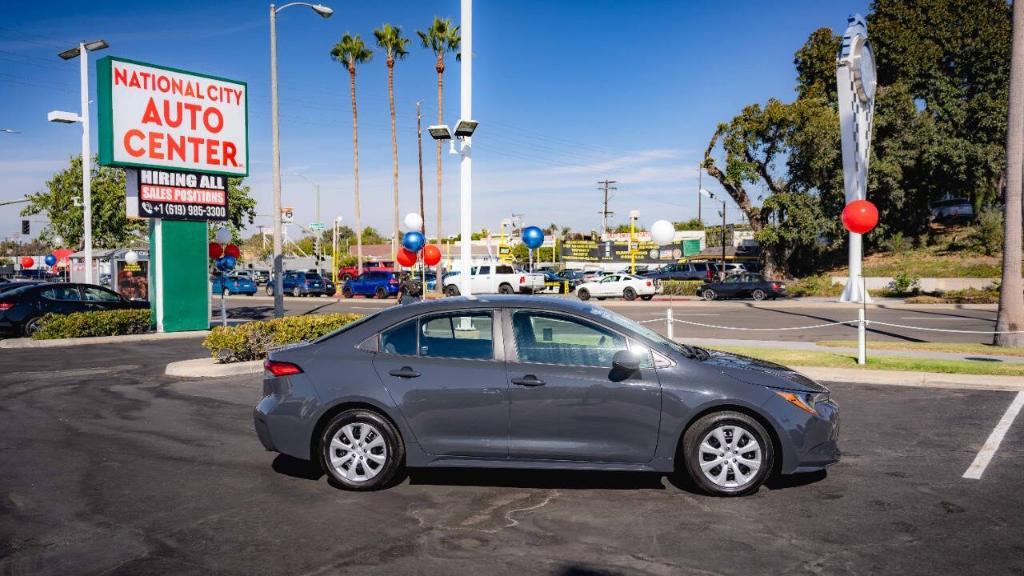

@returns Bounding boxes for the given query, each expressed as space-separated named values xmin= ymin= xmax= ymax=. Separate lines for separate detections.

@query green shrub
xmin=905 ymin=287 xmax=1000 ymax=304
xmin=787 ymin=275 xmax=844 ymax=297
xmin=969 ymin=209 xmax=1003 ymax=256
xmin=32 ymin=309 xmax=152 ymax=340
xmin=202 ymin=313 xmax=363 ymax=363
xmin=886 ymin=271 xmax=921 ymax=295
xmin=659 ymin=280 xmax=705 ymax=296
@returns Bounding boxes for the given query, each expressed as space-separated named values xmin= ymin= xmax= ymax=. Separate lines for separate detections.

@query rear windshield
xmin=305 ymin=273 xmax=322 ymax=280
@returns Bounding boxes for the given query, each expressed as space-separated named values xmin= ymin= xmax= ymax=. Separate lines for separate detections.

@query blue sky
xmin=0 ymin=0 xmax=869 ymax=242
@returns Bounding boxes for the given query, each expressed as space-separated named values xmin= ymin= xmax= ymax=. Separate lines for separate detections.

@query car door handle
xmin=388 ymin=367 xmax=421 ymax=379
xmin=511 ymin=375 xmax=545 ymax=387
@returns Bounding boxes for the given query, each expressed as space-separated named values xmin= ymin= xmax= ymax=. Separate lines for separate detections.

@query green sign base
xmin=149 ymin=219 xmax=210 ymax=332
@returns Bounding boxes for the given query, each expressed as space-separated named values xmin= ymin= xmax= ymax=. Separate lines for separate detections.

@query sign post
xmin=97 ymin=56 xmax=248 ymax=333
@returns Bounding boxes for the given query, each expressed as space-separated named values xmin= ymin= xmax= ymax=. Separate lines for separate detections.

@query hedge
xmin=32 ymin=309 xmax=152 ymax=340
xmin=659 ymin=280 xmax=706 ymax=296
xmin=202 ymin=313 xmax=363 ymax=363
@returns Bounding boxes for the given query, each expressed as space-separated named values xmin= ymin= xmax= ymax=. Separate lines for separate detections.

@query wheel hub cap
xmin=329 ymin=422 xmax=387 ymax=483
xmin=698 ymin=424 xmax=762 ymax=489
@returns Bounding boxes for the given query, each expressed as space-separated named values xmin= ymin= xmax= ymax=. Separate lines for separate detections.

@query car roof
xmin=371 ymin=295 xmax=599 ymax=322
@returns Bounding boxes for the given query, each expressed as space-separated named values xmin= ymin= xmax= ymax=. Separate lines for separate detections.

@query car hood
xmin=702 ymin=349 xmax=827 ymax=393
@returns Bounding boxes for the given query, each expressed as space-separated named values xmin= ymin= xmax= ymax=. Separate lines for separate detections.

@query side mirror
xmin=612 ymin=349 xmax=642 ymax=372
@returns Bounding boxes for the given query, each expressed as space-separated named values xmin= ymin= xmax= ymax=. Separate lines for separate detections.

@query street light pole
xmin=79 ymin=43 xmax=92 ymax=284
xmin=268 ymin=2 xmax=332 ymax=317
xmin=458 ymin=0 xmax=473 ymax=297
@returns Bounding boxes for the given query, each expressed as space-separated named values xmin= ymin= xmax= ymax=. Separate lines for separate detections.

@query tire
xmin=319 ymin=409 xmax=404 ymax=491
xmin=751 ymin=289 xmax=767 ymax=301
xmin=498 ymin=283 xmax=514 ymax=295
xmin=623 ymin=287 xmax=637 ymax=301
xmin=577 ymin=288 xmax=590 ymax=301
xmin=375 ymin=287 xmax=388 ymax=299
xmin=23 ymin=316 xmax=43 ymax=337
xmin=703 ymin=289 xmax=717 ymax=301
xmin=641 ymin=295 xmax=654 ymax=301
xmin=265 ymin=286 xmax=274 ymax=296
xmin=292 ymin=287 xmax=302 ymax=298
xmin=681 ymin=411 xmax=774 ymax=497
xmin=445 ymin=284 xmax=461 ymax=297
xmin=342 ymin=273 xmax=353 ymax=282
xmin=342 ymin=287 xmax=353 ymax=299
xmin=221 ymin=289 xmax=229 ymax=297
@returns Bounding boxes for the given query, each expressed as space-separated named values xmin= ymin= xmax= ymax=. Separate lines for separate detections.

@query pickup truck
xmin=442 ymin=264 xmax=546 ymax=296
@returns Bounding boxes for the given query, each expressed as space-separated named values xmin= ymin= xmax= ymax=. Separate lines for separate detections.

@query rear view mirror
xmin=612 ymin=349 xmax=641 ymax=372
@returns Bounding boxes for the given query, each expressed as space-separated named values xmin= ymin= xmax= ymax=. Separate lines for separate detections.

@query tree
xmin=331 ymin=33 xmax=374 ymax=275
xmin=374 ymin=23 xmax=410 ymax=263
xmin=994 ymin=0 xmax=1024 ymax=346
xmin=674 ymin=218 xmax=705 ymax=231
xmin=21 ymin=155 xmax=255 ymax=249
xmin=418 ymin=17 xmax=460 ymax=279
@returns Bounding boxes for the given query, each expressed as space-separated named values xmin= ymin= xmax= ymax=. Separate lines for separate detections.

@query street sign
xmin=126 ymin=168 xmax=228 ymax=221
xmin=97 ymin=57 xmax=249 ymax=177
xmin=309 ymin=222 xmax=325 ymax=231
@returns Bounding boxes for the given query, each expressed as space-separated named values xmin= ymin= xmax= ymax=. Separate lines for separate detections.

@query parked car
xmin=255 ymin=295 xmax=840 ymax=495
xmin=929 ymin=197 xmax=975 ymax=226
xmin=211 ymin=274 xmax=257 ymax=296
xmin=576 ymin=274 xmax=659 ymax=301
xmin=697 ymin=273 xmax=787 ymax=301
xmin=442 ymin=264 xmax=546 ymax=296
xmin=267 ymin=271 xmax=327 ymax=297
xmin=541 ymin=270 xmax=576 ymax=293
xmin=323 ymin=277 xmax=337 ymax=297
xmin=412 ymin=271 xmax=438 ymax=292
xmin=250 ymin=269 xmax=271 ymax=285
xmin=342 ymin=271 xmax=401 ymax=299
xmin=0 ymin=283 xmax=149 ymax=337
xmin=339 ymin=261 xmax=395 ymax=282
xmin=645 ymin=261 xmax=715 ymax=281
xmin=16 ymin=269 xmax=59 ymax=281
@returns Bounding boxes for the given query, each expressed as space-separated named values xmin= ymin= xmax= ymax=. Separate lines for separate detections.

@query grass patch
xmin=814 ymin=340 xmax=1024 ymax=357
xmin=712 ymin=346 xmax=1024 ymax=376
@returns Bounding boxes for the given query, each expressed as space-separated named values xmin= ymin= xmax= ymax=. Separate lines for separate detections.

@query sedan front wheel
xmin=702 ymin=289 xmax=717 ymax=301
xmin=682 ymin=411 xmax=774 ymax=497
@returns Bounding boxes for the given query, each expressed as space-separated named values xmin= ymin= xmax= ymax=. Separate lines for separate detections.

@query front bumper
xmin=761 ymin=393 xmax=840 ymax=474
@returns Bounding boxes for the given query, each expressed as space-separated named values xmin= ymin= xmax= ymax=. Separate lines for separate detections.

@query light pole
xmin=49 ymin=39 xmax=107 ymax=285
xmin=332 ymin=215 xmax=343 ymax=287
xmin=270 ymin=2 xmax=332 ymax=317
xmin=700 ymin=188 xmax=727 ymax=279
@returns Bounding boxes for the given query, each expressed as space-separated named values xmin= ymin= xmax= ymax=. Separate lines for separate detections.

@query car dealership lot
xmin=0 ymin=338 xmax=1021 ymax=575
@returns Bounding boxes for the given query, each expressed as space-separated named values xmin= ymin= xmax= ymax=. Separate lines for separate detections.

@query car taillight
xmin=519 ymin=276 xmax=525 ymax=284
xmin=0 ymin=301 xmax=12 ymax=311
xmin=389 ymin=277 xmax=399 ymax=284
xmin=264 ymin=360 xmax=302 ymax=377
xmin=646 ymin=281 xmax=652 ymax=287
xmin=772 ymin=283 xmax=780 ymax=289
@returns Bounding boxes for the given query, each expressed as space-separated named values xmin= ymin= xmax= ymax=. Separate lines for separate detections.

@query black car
xmin=929 ymin=197 xmax=975 ymax=226
xmin=543 ymin=270 xmax=576 ymax=293
xmin=0 ymin=283 xmax=149 ymax=337
xmin=697 ymin=273 xmax=786 ymax=301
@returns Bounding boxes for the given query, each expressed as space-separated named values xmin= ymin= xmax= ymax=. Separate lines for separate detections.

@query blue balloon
xmin=402 ymin=230 xmax=425 ymax=252
xmin=222 ymin=255 xmax=237 ymax=270
xmin=521 ymin=226 xmax=545 ymax=249
xmin=44 ymin=254 xmax=57 ymax=266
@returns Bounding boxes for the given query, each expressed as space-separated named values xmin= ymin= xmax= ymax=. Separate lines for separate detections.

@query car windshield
xmin=588 ymin=305 xmax=710 ymax=360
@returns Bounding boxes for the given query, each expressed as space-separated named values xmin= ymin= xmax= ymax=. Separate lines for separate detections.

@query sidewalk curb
xmin=797 ymin=367 xmax=1024 ymax=392
xmin=1 ymin=330 xmax=210 ymax=349
xmin=165 ymin=357 xmax=262 ymax=378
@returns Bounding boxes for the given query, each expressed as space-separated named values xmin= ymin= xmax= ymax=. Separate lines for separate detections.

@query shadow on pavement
xmin=272 ymin=454 xmax=324 ymax=481
xmin=407 ymin=468 xmax=668 ymax=490
xmin=749 ymin=303 xmax=926 ymax=343
xmin=226 ymin=306 xmax=275 ymax=320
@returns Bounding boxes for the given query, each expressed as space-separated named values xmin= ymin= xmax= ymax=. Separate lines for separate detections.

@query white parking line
xmin=963 ymin=391 xmax=1024 ymax=480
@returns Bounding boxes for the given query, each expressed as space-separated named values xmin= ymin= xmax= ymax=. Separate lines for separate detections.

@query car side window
xmin=601 ymin=275 xmax=618 ymax=283
xmin=496 ymin=265 xmax=514 ymax=274
xmin=477 ymin=266 xmax=490 ymax=275
xmin=693 ymin=263 xmax=706 ymax=272
xmin=41 ymin=286 xmax=81 ymax=301
xmin=420 ymin=313 xmax=494 ymax=360
xmin=512 ymin=311 xmax=625 ymax=367
xmin=83 ymin=287 xmax=121 ymax=302
xmin=381 ymin=319 xmax=417 ymax=356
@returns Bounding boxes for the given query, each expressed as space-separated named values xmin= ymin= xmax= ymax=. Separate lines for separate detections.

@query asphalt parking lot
xmin=1 ymin=338 xmax=1021 ymax=576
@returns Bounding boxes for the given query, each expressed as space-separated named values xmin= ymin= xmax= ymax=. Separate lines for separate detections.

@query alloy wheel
xmin=328 ymin=422 xmax=388 ymax=483
xmin=752 ymin=289 xmax=767 ymax=301
xmin=698 ymin=424 xmax=762 ymax=489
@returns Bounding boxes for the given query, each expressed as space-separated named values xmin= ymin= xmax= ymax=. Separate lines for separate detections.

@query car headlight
xmin=774 ymin=389 xmax=828 ymax=415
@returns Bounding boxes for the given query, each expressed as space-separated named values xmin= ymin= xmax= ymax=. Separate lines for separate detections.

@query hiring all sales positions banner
xmin=126 ymin=168 xmax=229 ymax=222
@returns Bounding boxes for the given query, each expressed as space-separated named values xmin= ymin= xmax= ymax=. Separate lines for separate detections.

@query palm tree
xmin=331 ymin=34 xmax=373 ymax=275
xmin=418 ymin=17 xmax=460 ymax=278
xmin=374 ymin=24 xmax=410 ymax=263
xmin=995 ymin=0 xmax=1024 ymax=346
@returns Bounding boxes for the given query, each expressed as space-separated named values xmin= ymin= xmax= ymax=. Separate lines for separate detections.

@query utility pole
xmin=597 ymin=179 xmax=617 ymax=235
xmin=697 ymin=163 xmax=703 ymax=225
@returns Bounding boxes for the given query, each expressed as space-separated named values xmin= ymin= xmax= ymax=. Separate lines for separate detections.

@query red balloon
xmin=224 ymin=244 xmax=241 ymax=259
xmin=422 ymin=244 xmax=442 ymax=266
xmin=19 ymin=256 xmax=34 ymax=269
xmin=208 ymin=242 xmax=223 ymax=259
xmin=841 ymin=199 xmax=879 ymax=234
xmin=396 ymin=247 xmax=417 ymax=267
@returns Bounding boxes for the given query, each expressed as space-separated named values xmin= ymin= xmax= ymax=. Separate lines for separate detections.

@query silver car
xmin=254 ymin=296 xmax=839 ymax=496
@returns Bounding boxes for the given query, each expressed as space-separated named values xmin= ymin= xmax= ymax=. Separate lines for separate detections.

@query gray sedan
xmin=254 ymin=296 xmax=839 ymax=496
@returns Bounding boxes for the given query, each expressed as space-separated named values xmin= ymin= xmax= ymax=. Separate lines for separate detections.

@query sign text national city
xmin=97 ymin=57 xmax=248 ymax=177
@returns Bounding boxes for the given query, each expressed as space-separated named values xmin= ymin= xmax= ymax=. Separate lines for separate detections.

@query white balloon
xmin=215 ymin=227 xmax=232 ymax=245
xmin=650 ymin=220 xmax=675 ymax=245
xmin=125 ymin=250 xmax=139 ymax=265
xmin=403 ymin=212 xmax=423 ymax=231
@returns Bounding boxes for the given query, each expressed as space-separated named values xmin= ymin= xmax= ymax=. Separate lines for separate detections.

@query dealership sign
xmin=97 ymin=57 xmax=248 ymax=177
xmin=126 ymin=168 xmax=229 ymax=221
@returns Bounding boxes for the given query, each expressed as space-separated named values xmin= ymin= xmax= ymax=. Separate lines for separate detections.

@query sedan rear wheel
xmin=702 ymin=289 xmax=717 ymax=301
xmin=682 ymin=411 xmax=773 ymax=497
xmin=623 ymin=287 xmax=637 ymax=301
xmin=320 ymin=409 xmax=404 ymax=491
xmin=375 ymin=287 xmax=388 ymax=299
xmin=445 ymin=284 xmax=461 ymax=297
xmin=751 ymin=289 xmax=767 ymax=301
xmin=342 ymin=287 xmax=353 ymax=299
xmin=292 ymin=287 xmax=302 ymax=298
xmin=23 ymin=316 xmax=43 ymax=337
